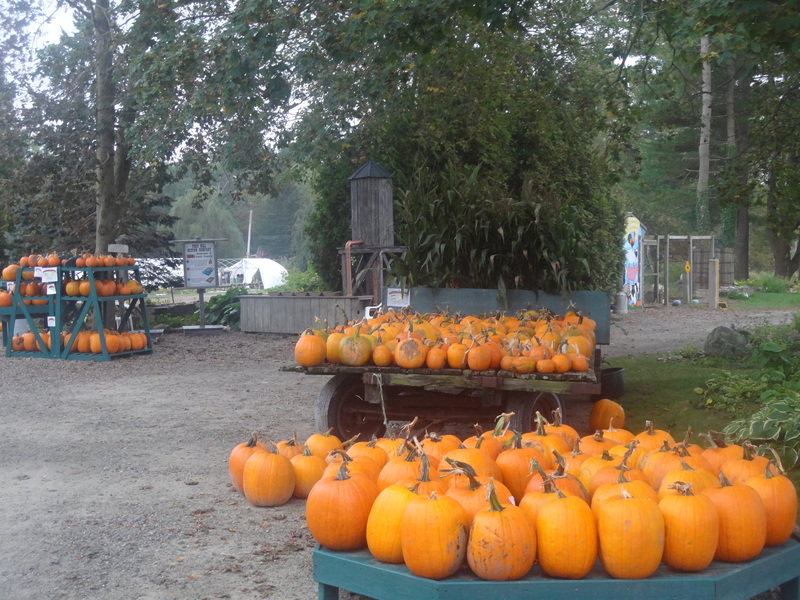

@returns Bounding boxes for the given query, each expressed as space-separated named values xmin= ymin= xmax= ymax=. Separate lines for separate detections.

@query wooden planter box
xmin=239 ymin=293 xmax=370 ymax=334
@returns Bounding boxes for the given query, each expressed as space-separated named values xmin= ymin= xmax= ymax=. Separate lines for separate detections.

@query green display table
xmin=314 ymin=540 xmax=800 ymax=600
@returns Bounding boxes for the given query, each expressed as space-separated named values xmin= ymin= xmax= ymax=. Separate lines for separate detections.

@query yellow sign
xmin=684 ymin=261 xmax=691 ymax=273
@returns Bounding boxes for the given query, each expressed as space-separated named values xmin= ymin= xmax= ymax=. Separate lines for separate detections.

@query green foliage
xmin=202 ymin=287 xmax=247 ymax=330
xmin=692 ymin=322 xmax=800 ymax=467
xmin=724 ymin=388 xmax=800 ymax=469
xmin=294 ymin=4 xmax=628 ymax=292
xmin=737 ymin=272 xmax=794 ymax=294
xmin=267 ymin=267 xmax=326 ymax=292
xmin=170 ymin=187 xmax=246 ymax=258
xmin=155 ymin=313 xmax=199 ymax=328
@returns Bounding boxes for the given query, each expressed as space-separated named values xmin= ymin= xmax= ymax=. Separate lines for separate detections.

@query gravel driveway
xmin=1 ymin=303 xmax=798 ymax=599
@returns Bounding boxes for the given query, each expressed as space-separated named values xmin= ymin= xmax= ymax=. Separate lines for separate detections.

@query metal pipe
xmin=344 ymin=240 xmax=363 ymax=296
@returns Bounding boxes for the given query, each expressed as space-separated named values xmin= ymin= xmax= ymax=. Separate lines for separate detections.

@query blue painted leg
xmin=319 ymin=581 xmax=339 ymax=600
xmin=780 ymin=576 xmax=799 ymax=600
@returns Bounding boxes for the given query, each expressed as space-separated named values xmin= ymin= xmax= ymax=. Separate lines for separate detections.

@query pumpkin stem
xmin=334 ymin=461 xmax=351 ymax=481
xmin=551 ymin=407 xmax=566 ymax=427
xmin=529 ymin=457 xmax=548 ymax=479
xmin=485 ymin=478 xmax=506 ymax=512
xmin=441 ymin=458 xmax=482 ymax=491
xmin=668 ymin=480 xmax=694 ymax=495
xmin=718 ymin=471 xmax=733 ymax=487
xmin=245 ymin=432 xmax=259 ymax=448
xmin=493 ymin=412 xmax=514 ymax=437
xmin=341 ymin=433 xmax=360 ymax=449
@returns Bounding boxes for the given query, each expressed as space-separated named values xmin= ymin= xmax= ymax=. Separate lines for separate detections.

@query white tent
xmin=222 ymin=258 xmax=288 ymax=289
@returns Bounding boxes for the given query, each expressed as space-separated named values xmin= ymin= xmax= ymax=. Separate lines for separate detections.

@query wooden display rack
xmin=0 ymin=265 xmax=152 ymax=361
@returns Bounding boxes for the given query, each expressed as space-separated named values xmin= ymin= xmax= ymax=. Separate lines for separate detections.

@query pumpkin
xmin=495 ymin=433 xmax=546 ymax=503
xmin=290 ymin=445 xmax=328 ymax=499
xmin=591 ymin=470 xmax=659 ymax=519
xmin=420 ymin=432 xmax=462 ymax=462
xmin=275 ymin=432 xmax=304 ymax=460
xmin=393 ymin=337 xmax=428 ymax=369
xmin=578 ymin=429 xmax=616 ymax=456
xmin=347 ymin=436 xmax=390 ymax=469
xmin=305 ymin=429 xmax=343 ymax=460
xmin=701 ymin=472 xmax=767 ymax=562
xmin=2 ymin=264 xmax=19 ymax=281
xmin=720 ymin=441 xmax=772 ymax=484
xmin=589 ymin=398 xmax=625 ymax=431
xmin=467 ymin=480 xmax=536 ymax=581
xmin=658 ymin=457 xmax=719 ymax=500
xmin=425 ymin=346 xmax=448 ymax=370
xmin=323 ymin=449 xmax=382 ymax=481
xmin=366 ymin=482 xmax=420 ymax=563
xmin=228 ymin=432 xmax=262 ymax=494
xmin=744 ymin=459 xmax=798 ymax=547
xmin=596 ymin=488 xmax=665 ymax=579
xmin=441 ymin=445 xmax=502 ymax=484
xmin=242 ymin=442 xmax=296 ymax=507
xmin=699 ymin=432 xmax=742 ymax=475
xmin=377 ymin=446 xmax=438 ymax=491
xmin=0 ymin=291 xmax=11 ymax=307
xmin=401 ymin=491 xmax=470 ymax=580
xmin=466 ymin=343 xmax=492 ymax=372
xmin=441 ymin=460 xmax=514 ymax=519
xmin=294 ymin=330 xmax=327 ymax=367
xmin=371 ymin=344 xmax=394 ymax=367
xmin=658 ymin=482 xmax=720 ymax=572
xmin=633 ymin=420 xmax=676 ymax=453
xmin=546 ymin=407 xmax=579 ymax=449
xmin=306 ymin=462 xmax=379 ymax=551
xmin=338 ymin=328 xmax=373 ymax=366
xmin=536 ymin=489 xmax=598 ymax=579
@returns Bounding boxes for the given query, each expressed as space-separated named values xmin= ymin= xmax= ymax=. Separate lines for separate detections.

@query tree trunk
xmin=696 ymin=35 xmax=712 ymax=234
xmin=767 ymin=151 xmax=800 ymax=278
xmin=94 ymin=0 xmax=118 ymax=255
xmin=727 ymin=60 xmax=749 ymax=281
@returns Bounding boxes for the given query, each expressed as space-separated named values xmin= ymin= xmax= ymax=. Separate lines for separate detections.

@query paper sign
xmin=46 ymin=283 xmax=56 ymax=295
xmin=386 ymin=288 xmax=410 ymax=308
xmin=183 ymin=241 xmax=219 ymax=289
xmin=47 ymin=316 xmax=56 ymax=327
xmin=42 ymin=268 xmax=58 ymax=283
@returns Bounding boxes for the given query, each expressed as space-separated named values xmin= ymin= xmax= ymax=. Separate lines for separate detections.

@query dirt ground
xmin=1 ymin=303 xmax=798 ymax=600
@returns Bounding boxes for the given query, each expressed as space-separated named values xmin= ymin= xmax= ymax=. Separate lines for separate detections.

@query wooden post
xmin=708 ymin=258 xmax=720 ymax=309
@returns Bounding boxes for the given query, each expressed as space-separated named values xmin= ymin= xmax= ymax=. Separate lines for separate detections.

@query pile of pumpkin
xmin=1 ymin=253 xmax=143 ymax=304
xmin=227 ymin=403 xmax=799 ymax=581
xmin=9 ymin=329 xmax=149 ymax=354
xmin=294 ymin=308 xmax=597 ymax=374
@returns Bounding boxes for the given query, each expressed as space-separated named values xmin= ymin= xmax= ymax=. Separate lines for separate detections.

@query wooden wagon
xmin=283 ymin=288 xmax=614 ymax=439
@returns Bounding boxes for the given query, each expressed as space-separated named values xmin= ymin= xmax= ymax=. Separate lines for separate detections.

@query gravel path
xmin=1 ymin=303 xmax=798 ymax=599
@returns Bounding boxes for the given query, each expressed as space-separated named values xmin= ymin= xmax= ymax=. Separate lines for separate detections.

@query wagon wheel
xmin=504 ymin=391 xmax=564 ymax=434
xmin=314 ymin=374 xmax=387 ymax=440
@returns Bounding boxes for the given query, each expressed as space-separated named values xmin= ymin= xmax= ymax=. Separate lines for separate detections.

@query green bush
xmin=738 ymin=272 xmax=794 ymax=293
xmin=267 ymin=267 xmax=327 ymax=292
xmin=202 ymin=287 xmax=247 ymax=330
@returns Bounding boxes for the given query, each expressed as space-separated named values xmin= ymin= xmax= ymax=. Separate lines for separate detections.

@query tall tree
xmin=696 ymin=35 xmax=712 ymax=234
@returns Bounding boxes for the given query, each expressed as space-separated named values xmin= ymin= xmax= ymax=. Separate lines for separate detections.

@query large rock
xmin=704 ymin=326 xmax=749 ymax=358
